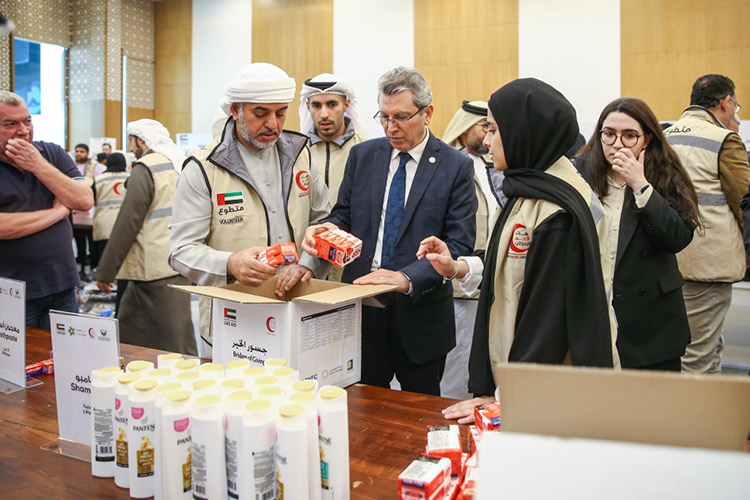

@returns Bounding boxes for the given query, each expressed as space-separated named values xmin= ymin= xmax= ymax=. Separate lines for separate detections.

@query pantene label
xmin=115 ymin=397 xmax=121 ymax=410
xmin=182 ymin=452 xmax=192 ymax=493
xmin=131 ymin=407 xmax=144 ymax=419
xmin=137 ymin=438 xmax=154 ymax=477
xmin=116 ymin=428 xmax=128 ymax=468
xmin=276 ymin=468 xmax=284 ymax=500
xmin=174 ymin=417 xmax=190 ymax=432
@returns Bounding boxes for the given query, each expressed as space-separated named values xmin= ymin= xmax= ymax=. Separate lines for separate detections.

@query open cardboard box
xmin=495 ymin=362 xmax=750 ymax=451
xmin=174 ymin=278 xmax=395 ymax=387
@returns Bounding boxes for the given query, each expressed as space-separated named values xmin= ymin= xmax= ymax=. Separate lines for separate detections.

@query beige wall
xmin=621 ymin=0 xmax=750 ymax=121
xmin=155 ymin=0 xmax=191 ymax=137
xmin=252 ymin=0 xmax=334 ymax=133
xmin=415 ymin=0 xmax=518 ymax=138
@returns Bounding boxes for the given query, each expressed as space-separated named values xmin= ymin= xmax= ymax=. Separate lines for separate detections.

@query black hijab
xmin=468 ymin=79 xmax=614 ymax=396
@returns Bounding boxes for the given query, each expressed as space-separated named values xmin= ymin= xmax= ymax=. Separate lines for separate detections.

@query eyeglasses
xmin=599 ymin=129 xmax=642 ymax=147
xmin=374 ymin=107 xmax=424 ymax=127
xmin=730 ymin=97 xmax=741 ymax=113
xmin=476 ymin=121 xmax=489 ymax=133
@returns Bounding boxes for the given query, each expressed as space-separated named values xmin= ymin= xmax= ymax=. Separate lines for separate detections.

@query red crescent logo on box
xmin=266 ymin=317 xmax=276 ymax=333
xmin=88 ymin=328 xmax=94 ymax=337
xmin=295 ymin=171 xmax=310 ymax=191
xmin=509 ymin=224 xmax=530 ymax=253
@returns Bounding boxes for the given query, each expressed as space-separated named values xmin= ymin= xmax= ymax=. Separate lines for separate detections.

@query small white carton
xmin=174 ymin=278 xmax=394 ymax=388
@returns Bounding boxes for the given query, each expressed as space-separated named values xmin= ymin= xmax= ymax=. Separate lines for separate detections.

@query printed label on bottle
xmin=192 ymin=442 xmax=207 ymax=500
xmin=94 ymin=407 xmax=115 ymax=461
xmin=137 ymin=447 xmax=154 ymax=477
xmin=253 ymin=448 xmax=275 ymax=499
xmin=116 ymin=435 xmax=128 ymax=468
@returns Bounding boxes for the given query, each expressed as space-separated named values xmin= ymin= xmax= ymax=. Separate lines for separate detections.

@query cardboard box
xmin=494 ymin=362 xmax=750 ymax=451
xmin=174 ymin=278 xmax=394 ymax=387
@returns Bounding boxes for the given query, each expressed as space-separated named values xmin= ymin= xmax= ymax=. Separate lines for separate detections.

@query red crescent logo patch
xmin=113 ymin=182 xmax=123 ymax=195
xmin=295 ymin=171 xmax=311 ymax=192
xmin=509 ymin=224 xmax=530 ymax=253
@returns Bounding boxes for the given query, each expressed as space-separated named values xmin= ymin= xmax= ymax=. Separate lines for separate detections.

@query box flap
xmin=292 ymin=279 xmax=398 ymax=305
xmin=170 ymin=284 xmax=285 ymax=304
xmin=495 ymin=363 xmax=750 ymax=451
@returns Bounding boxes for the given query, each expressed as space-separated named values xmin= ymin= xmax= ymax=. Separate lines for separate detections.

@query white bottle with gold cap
xmin=161 ymin=390 xmax=192 ymax=500
xmin=114 ymin=372 xmax=141 ymax=488
xmin=126 ymin=360 xmax=155 ymax=374
xmin=128 ymin=378 xmax=158 ymax=498
xmin=154 ymin=382 xmax=182 ymax=500
xmin=271 ymin=366 xmax=299 ymax=394
xmin=198 ymin=362 xmax=224 ymax=381
xmin=190 ymin=394 xmax=226 ymax=500
xmin=318 ymin=385 xmax=350 ymax=500
xmin=275 ymin=403 xmax=309 ymax=500
xmin=157 ymin=352 xmax=183 ymax=370
xmin=90 ymin=365 xmax=122 ymax=477
xmin=290 ymin=391 xmax=322 ymax=500
xmin=225 ymin=359 xmax=250 ymax=379
xmin=224 ymin=389 xmax=252 ymax=499
xmin=239 ymin=399 xmax=276 ymax=500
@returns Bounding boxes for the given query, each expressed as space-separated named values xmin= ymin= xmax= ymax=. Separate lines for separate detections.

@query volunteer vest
xmin=487 ymin=157 xmax=619 ymax=368
xmin=191 ymin=135 xmax=313 ymax=253
xmin=453 ymin=180 xmax=490 ymax=300
xmin=665 ymin=108 xmax=745 ymax=282
xmin=310 ymin=130 xmax=367 ymax=206
xmin=92 ymin=171 xmax=129 ymax=241
xmin=310 ymin=130 xmax=365 ymax=282
xmin=117 ymin=152 xmax=179 ymax=281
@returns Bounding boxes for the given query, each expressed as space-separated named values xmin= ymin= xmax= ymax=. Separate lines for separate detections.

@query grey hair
xmin=0 ymin=90 xmax=24 ymax=106
xmin=377 ymin=67 xmax=432 ymax=109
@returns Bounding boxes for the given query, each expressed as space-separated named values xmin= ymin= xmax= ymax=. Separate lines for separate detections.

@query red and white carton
xmin=473 ymin=401 xmax=501 ymax=431
xmin=314 ymin=229 xmax=363 ymax=268
xmin=425 ymin=425 xmax=462 ymax=476
xmin=398 ymin=455 xmax=451 ymax=500
xmin=467 ymin=426 xmax=481 ymax=456
xmin=258 ymin=242 xmax=299 ymax=267
xmin=444 ymin=477 xmax=461 ymax=500
xmin=456 ymin=463 xmax=477 ymax=500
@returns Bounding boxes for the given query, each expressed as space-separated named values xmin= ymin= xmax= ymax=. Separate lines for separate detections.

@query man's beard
xmin=237 ymin=111 xmax=278 ymax=150
xmin=467 ymin=136 xmax=488 ymax=155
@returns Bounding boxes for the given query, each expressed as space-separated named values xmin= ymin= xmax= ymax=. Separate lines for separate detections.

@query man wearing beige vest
xmin=96 ymin=119 xmax=197 ymax=355
xmin=439 ymin=100 xmax=504 ymax=399
xmin=664 ymin=74 xmax=750 ymax=374
xmin=299 ymin=74 xmax=369 ymax=281
xmin=169 ymin=63 xmax=330 ymax=351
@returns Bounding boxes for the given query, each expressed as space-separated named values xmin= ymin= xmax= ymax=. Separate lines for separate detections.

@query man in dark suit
xmin=303 ymin=67 xmax=477 ymax=395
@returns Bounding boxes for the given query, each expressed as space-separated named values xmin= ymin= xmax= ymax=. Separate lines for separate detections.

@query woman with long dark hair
xmin=575 ymin=97 xmax=700 ymax=371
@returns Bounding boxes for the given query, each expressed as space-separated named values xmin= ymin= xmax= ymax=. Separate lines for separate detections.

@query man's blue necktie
xmin=381 ymin=151 xmax=410 ymax=270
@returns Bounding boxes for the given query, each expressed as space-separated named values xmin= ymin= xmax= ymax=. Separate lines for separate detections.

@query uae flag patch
xmin=217 ymin=191 xmax=243 ymax=205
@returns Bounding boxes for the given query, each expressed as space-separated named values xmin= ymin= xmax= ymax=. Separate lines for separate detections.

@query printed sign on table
xmin=49 ymin=310 xmax=120 ymax=444
xmin=0 ymin=277 xmax=25 ymax=388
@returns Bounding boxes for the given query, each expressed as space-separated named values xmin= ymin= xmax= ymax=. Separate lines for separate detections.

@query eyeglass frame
xmin=373 ymin=106 xmax=425 ymax=127
xmin=475 ymin=120 xmax=489 ymax=133
xmin=729 ymin=97 xmax=741 ymax=113
xmin=599 ymin=129 xmax=643 ymax=148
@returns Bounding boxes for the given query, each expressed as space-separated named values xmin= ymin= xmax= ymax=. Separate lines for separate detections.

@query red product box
xmin=398 ymin=455 xmax=451 ymax=500
xmin=42 ymin=359 xmax=54 ymax=375
xmin=467 ymin=426 xmax=482 ymax=456
xmin=474 ymin=401 xmax=501 ymax=431
xmin=26 ymin=358 xmax=54 ymax=377
xmin=425 ymin=425 xmax=462 ymax=476
xmin=314 ymin=229 xmax=363 ymax=268
xmin=444 ymin=477 xmax=461 ymax=500
xmin=456 ymin=464 xmax=477 ymax=500
xmin=258 ymin=242 xmax=299 ymax=267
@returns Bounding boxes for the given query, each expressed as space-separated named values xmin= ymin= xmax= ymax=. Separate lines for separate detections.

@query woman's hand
xmin=611 ymin=148 xmax=648 ymax=192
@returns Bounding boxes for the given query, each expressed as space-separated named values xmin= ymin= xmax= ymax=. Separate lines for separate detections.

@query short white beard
xmin=237 ymin=111 xmax=278 ymax=150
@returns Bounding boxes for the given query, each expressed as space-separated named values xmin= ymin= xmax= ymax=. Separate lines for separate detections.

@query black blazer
xmin=612 ymin=189 xmax=693 ymax=367
xmin=327 ymin=133 xmax=477 ymax=364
